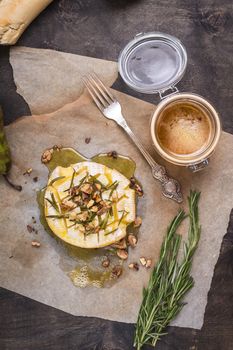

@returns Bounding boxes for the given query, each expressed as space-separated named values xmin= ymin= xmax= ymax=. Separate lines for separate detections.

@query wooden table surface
xmin=0 ymin=1 xmax=233 ymax=349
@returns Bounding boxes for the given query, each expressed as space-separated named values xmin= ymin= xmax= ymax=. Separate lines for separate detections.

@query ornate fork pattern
xmin=82 ymin=74 xmax=183 ymax=203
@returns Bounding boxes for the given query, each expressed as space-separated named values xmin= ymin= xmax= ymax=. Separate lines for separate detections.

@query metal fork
xmin=82 ymin=74 xmax=182 ymax=203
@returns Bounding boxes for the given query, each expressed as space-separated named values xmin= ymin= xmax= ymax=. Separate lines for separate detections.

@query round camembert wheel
xmin=44 ymin=161 xmax=136 ymax=248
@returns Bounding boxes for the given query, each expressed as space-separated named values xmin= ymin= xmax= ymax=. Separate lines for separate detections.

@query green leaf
xmin=49 ymin=176 xmax=66 ymax=186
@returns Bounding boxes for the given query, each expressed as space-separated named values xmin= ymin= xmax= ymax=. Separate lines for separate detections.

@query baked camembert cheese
xmin=44 ymin=161 xmax=136 ymax=248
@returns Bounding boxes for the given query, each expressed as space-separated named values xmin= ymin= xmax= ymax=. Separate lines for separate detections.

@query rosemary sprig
xmin=48 ymin=176 xmax=65 ymax=186
xmin=45 ymin=193 xmax=59 ymax=212
xmin=46 ymin=214 xmax=67 ymax=219
xmin=134 ymin=190 xmax=201 ymax=350
xmin=69 ymin=168 xmax=76 ymax=189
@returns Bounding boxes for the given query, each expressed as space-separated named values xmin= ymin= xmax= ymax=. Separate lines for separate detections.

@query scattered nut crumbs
xmin=27 ymin=224 xmax=33 ymax=233
xmin=27 ymin=223 xmax=38 ymax=234
xmin=85 ymin=137 xmax=91 ymax=144
xmin=41 ymin=149 xmax=53 ymax=164
xmin=111 ymin=265 xmax=122 ymax=278
xmin=134 ymin=216 xmax=142 ymax=228
xmin=127 ymin=234 xmax=137 ymax=248
xmin=31 ymin=240 xmax=40 ymax=248
xmin=130 ymin=177 xmax=144 ymax=196
xmin=112 ymin=238 xmax=127 ymax=249
xmin=116 ymin=249 xmax=128 ymax=260
xmin=128 ymin=262 xmax=139 ymax=271
xmin=139 ymin=257 xmax=147 ymax=266
xmin=23 ymin=168 xmax=33 ymax=175
xmin=53 ymin=145 xmax=62 ymax=151
xmin=33 ymin=176 xmax=38 ymax=182
xmin=146 ymin=259 xmax=152 ymax=268
xmin=102 ymin=257 xmax=110 ymax=268
xmin=140 ymin=257 xmax=152 ymax=268
xmin=107 ymin=151 xmax=118 ymax=159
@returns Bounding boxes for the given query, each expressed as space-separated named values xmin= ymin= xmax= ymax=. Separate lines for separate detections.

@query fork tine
xmin=82 ymin=77 xmax=104 ymax=111
xmin=88 ymin=75 xmax=112 ymax=105
xmin=90 ymin=73 xmax=115 ymax=103
xmin=85 ymin=76 xmax=109 ymax=108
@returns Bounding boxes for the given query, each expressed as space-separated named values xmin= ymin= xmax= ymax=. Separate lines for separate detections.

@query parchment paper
xmin=10 ymin=47 xmax=118 ymax=114
xmin=0 ymin=89 xmax=232 ymax=329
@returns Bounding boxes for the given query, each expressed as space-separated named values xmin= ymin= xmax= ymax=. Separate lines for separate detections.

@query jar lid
xmin=118 ymin=32 xmax=187 ymax=95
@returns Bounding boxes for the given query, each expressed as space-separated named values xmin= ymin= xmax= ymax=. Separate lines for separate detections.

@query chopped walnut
xmin=87 ymin=199 xmax=94 ymax=208
xmin=78 ymin=224 xmax=85 ymax=233
xmin=128 ymin=263 xmax=139 ymax=271
xmin=107 ymin=151 xmax=118 ymax=159
xmin=80 ymin=183 xmax=93 ymax=194
xmin=134 ymin=183 xmax=144 ymax=197
xmin=139 ymin=257 xmax=147 ymax=266
xmin=112 ymin=265 xmax=122 ymax=278
xmin=53 ymin=145 xmax=62 ymax=151
xmin=27 ymin=225 xmax=33 ymax=233
xmin=146 ymin=259 xmax=152 ymax=268
xmin=102 ymin=257 xmax=110 ymax=268
xmin=91 ymin=206 xmax=98 ymax=212
xmin=134 ymin=216 xmax=142 ymax=228
xmin=116 ymin=249 xmax=128 ymax=260
xmin=86 ymin=222 xmax=96 ymax=231
xmin=61 ymin=199 xmax=76 ymax=211
xmin=41 ymin=149 xmax=53 ymax=164
xmin=69 ymin=211 xmax=78 ymax=220
xmin=95 ymin=183 xmax=101 ymax=191
xmin=23 ymin=168 xmax=33 ymax=175
xmin=97 ymin=206 xmax=109 ymax=216
xmin=127 ymin=234 xmax=137 ymax=248
xmin=31 ymin=240 xmax=40 ymax=248
xmin=112 ymin=239 xmax=127 ymax=249
xmin=129 ymin=177 xmax=144 ymax=196
xmin=78 ymin=211 xmax=89 ymax=222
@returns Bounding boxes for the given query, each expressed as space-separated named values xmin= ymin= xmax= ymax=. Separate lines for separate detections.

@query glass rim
xmin=118 ymin=31 xmax=188 ymax=95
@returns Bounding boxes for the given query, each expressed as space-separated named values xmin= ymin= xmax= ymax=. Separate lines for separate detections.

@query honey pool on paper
xmin=37 ymin=148 xmax=139 ymax=288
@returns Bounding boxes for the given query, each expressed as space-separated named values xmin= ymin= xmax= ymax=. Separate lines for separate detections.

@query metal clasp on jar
xmin=188 ymin=159 xmax=209 ymax=172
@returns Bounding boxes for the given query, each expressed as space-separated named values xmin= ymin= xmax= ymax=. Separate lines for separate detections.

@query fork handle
xmin=119 ymin=120 xmax=183 ymax=203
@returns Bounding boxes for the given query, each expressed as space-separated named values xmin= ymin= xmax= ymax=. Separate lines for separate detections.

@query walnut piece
xmin=112 ymin=238 xmax=127 ymax=249
xmin=117 ymin=249 xmax=128 ymax=260
xmin=139 ymin=257 xmax=147 ymax=266
xmin=127 ymin=234 xmax=137 ymax=248
xmin=41 ymin=149 xmax=53 ymax=164
xmin=61 ymin=199 xmax=76 ymax=211
xmin=128 ymin=263 xmax=139 ymax=271
xmin=146 ymin=259 xmax=152 ymax=268
xmin=134 ymin=216 xmax=142 ymax=228
xmin=80 ymin=183 xmax=93 ymax=194
xmin=31 ymin=240 xmax=40 ymax=248
xmin=112 ymin=265 xmax=122 ymax=278
xmin=102 ymin=257 xmax=110 ymax=268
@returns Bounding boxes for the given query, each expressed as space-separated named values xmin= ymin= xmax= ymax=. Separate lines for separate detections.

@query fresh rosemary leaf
xmin=45 ymin=193 xmax=59 ymax=212
xmin=118 ymin=210 xmax=128 ymax=226
xmin=100 ymin=212 xmax=110 ymax=229
xmin=104 ymin=228 xmax=118 ymax=236
xmin=134 ymin=190 xmax=201 ymax=350
xmin=69 ymin=168 xmax=76 ymax=189
xmin=89 ymin=174 xmax=106 ymax=188
xmin=46 ymin=214 xmax=66 ymax=219
xmin=49 ymin=176 xmax=65 ymax=186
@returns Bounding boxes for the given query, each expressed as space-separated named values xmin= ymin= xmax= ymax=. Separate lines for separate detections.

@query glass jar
xmin=118 ymin=32 xmax=221 ymax=172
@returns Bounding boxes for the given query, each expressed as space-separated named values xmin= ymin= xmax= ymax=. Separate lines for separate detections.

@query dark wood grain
xmin=0 ymin=0 xmax=233 ymax=349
